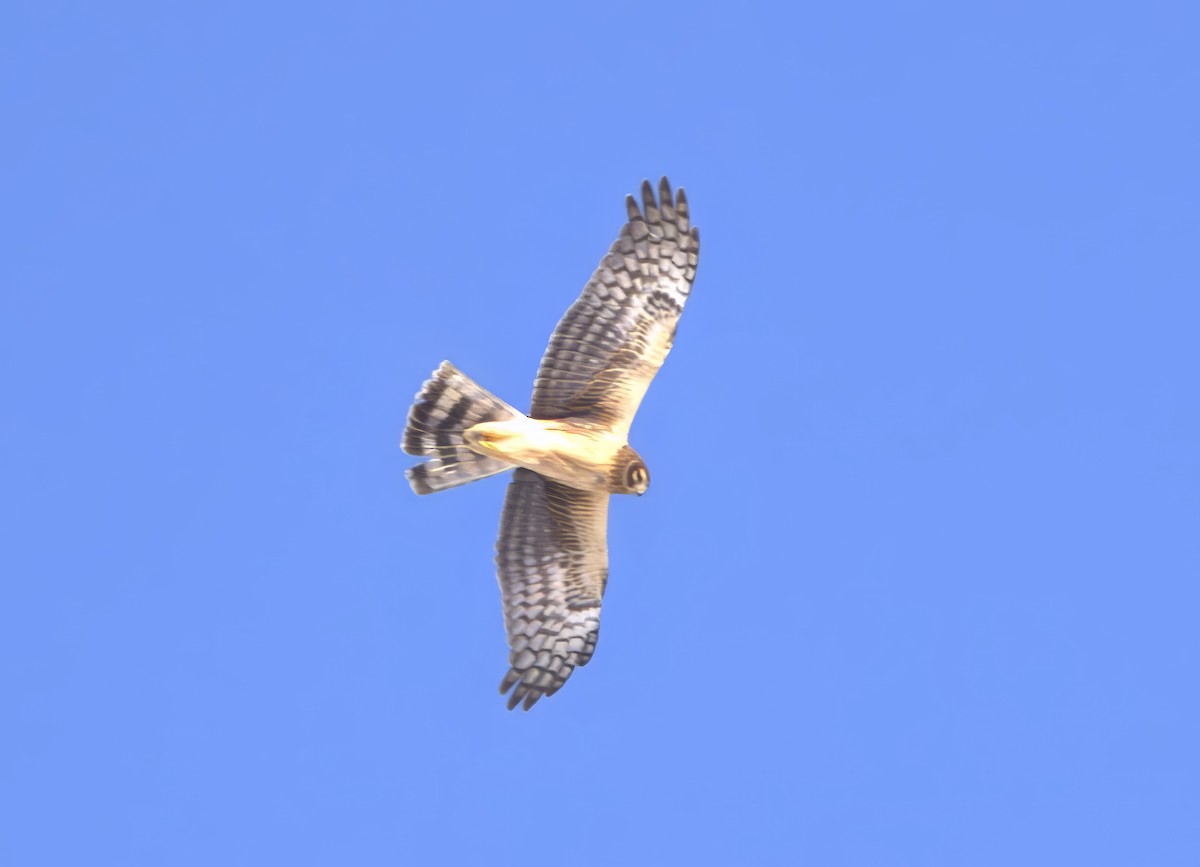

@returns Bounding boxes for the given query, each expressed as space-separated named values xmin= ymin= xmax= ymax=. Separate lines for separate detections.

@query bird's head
xmin=610 ymin=445 xmax=650 ymax=496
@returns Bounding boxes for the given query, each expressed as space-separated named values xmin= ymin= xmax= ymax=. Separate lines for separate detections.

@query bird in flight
xmin=403 ymin=178 xmax=700 ymax=710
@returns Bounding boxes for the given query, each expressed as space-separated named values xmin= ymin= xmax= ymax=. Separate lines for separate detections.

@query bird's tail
xmin=403 ymin=361 xmax=522 ymax=495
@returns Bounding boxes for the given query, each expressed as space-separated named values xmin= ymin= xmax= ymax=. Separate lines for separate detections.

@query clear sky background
xmin=3 ymin=2 xmax=1198 ymax=865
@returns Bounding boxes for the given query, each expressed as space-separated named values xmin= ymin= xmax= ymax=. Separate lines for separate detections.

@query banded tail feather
xmin=403 ymin=361 xmax=520 ymax=495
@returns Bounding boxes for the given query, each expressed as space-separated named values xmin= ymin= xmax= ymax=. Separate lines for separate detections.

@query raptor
xmin=403 ymin=178 xmax=700 ymax=709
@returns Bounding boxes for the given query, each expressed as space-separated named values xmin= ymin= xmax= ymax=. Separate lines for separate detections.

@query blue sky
xmin=3 ymin=2 xmax=1198 ymax=864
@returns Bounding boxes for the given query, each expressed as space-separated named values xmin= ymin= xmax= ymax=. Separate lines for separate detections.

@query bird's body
xmin=463 ymin=416 xmax=641 ymax=494
xmin=403 ymin=178 xmax=699 ymax=709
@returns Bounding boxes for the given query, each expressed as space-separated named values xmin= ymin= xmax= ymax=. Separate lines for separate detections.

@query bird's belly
xmin=463 ymin=418 xmax=618 ymax=491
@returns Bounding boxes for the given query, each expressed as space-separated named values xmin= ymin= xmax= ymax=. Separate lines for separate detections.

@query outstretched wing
xmin=530 ymin=178 xmax=700 ymax=437
xmin=495 ymin=468 xmax=609 ymax=710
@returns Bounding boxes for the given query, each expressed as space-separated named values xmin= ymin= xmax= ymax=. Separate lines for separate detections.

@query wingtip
xmin=500 ymin=671 xmax=545 ymax=711
xmin=630 ymin=178 xmax=687 ymax=217
xmin=641 ymin=179 xmax=657 ymax=214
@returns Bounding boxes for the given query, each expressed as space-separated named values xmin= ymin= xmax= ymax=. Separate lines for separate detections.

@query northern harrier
xmin=403 ymin=178 xmax=700 ymax=709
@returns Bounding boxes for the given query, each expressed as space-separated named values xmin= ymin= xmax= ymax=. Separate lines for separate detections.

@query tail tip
xmin=406 ymin=465 xmax=437 ymax=495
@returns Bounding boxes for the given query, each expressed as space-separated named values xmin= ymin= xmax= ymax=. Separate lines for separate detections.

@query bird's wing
xmin=530 ymin=178 xmax=700 ymax=438
xmin=495 ymin=468 xmax=610 ymax=710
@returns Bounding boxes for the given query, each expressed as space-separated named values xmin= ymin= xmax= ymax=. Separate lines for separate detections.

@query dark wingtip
xmin=625 ymin=193 xmax=639 ymax=220
xmin=641 ymin=179 xmax=656 ymax=213
xmin=499 ymin=668 xmax=547 ymax=711
xmin=499 ymin=670 xmax=521 ymax=710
